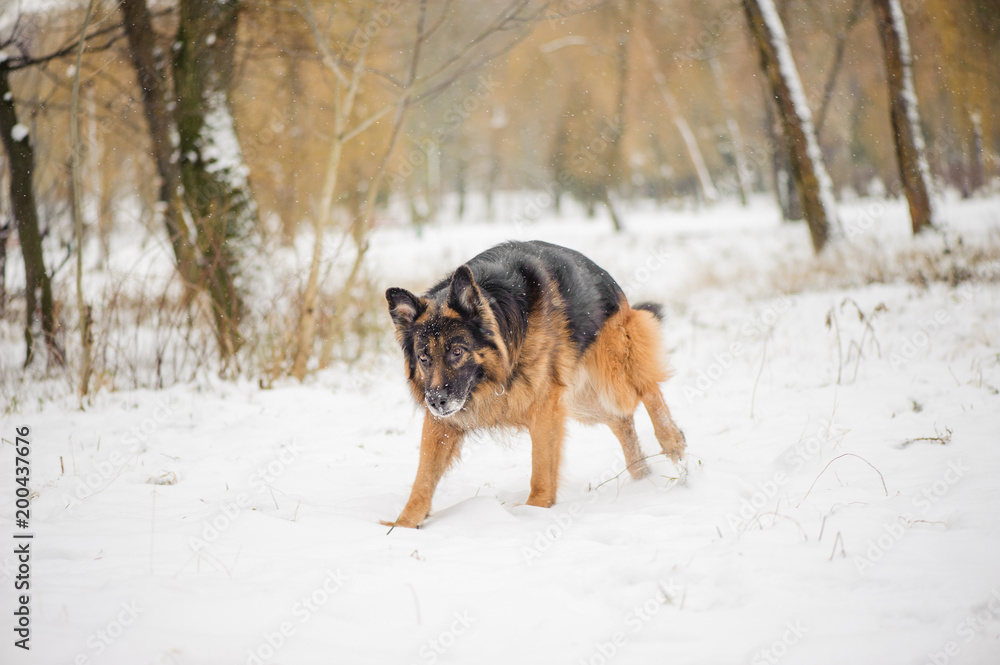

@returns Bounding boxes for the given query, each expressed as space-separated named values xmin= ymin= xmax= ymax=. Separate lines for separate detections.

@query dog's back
xmin=426 ymin=240 xmax=626 ymax=354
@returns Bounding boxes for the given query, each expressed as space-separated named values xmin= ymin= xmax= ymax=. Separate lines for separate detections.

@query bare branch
xmin=339 ymin=103 xmax=393 ymax=144
xmin=3 ymin=7 xmax=173 ymax=71
xmin=295 ymin=0 xmax=350 ymax=86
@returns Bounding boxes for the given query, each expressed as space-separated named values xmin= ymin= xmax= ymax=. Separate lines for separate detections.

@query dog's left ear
xmin=386 ymin=287 xmax=425 ymax=330
xmin=447 ymin=265 xmax=484 ymax=317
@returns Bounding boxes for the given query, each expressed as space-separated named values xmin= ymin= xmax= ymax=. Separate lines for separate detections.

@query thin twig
xmin=828 ymin=531 xmax=845 ymax=561
xmin=900 ymin=427 xmax=952 ymax=448
xmin=593 ymin=452 xmax=680 ymax=491
xmin=750 ymin=333 xmax=770 ymax=419
xmin=826 ymin=306 xmax=843 ymax=385
xmin=798 ymin=453 xmax=888 ymax=507
xmin=149 ymin=489 xmax=157 ymax=575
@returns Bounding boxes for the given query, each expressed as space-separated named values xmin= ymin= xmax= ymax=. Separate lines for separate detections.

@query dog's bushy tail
xmin=633 ymin=301 xmax=664 ymax=322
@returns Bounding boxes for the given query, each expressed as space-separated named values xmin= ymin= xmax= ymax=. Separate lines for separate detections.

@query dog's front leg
xmin=384 ymin=414 xmax=464 ymax=528
xmin=525 ymin=388 xmax=566 ymax=508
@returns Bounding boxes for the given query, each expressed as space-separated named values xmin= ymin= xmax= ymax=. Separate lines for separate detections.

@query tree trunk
xmin=637 ymin=31 xmax=718 ymax=204
xmin=763 ymin=98 xmax=800 ymax=221
xmin=743 ymin=0 xmax=835 ymax=253
xmin=815 ymin=0 xmax=866 ymax=138
xmin=0 ymin=158 xmax=8 ymax=314
xmin=968 ymin=111 xmax=984 ymax=196
xmin=173 ymin=0 xmax=258 ymax=361
xmin=70 ymin=0 xmax=97 ymax=400
xmin=871 ymin=0 xmax=935 ymax=233
xmin=604 ymin=24 xmax=629 ymax=232
xmin=0 ymin=219 xmax=9 ymax=317
xmin=119 ymin=0 xmax=200 ymax=288
xmin=709 ymin=55 xmax=752 ymax=205
xmin=0 ymin=66 xmax=62 ymax=366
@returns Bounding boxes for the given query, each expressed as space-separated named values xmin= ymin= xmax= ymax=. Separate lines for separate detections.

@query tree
xmin=0 ymin=53 xmax=61 ymax=366
xmin=286 ymin=0 xmax=549 ymax=378
xmin=637 ymin=30 xmax=719 ymax=206
xmin=742 ymin=0 xmax=835 ymax=253
xmin=871 ymin=0 xmax=935 ymax=233
xmin=119 ymin=0 xmax=199 ymax=288
xmin=174 ymin=0 xmax=258 ymax=361
xmin=1 ymin=4 xmax=139 ymax=368
xmin=120 ymin=0 xmax=259 ymax=362
xmin=288 ymin=0 xmax=377 ymax=381
xmin=70 ymin=0 xmax=97 ymax=399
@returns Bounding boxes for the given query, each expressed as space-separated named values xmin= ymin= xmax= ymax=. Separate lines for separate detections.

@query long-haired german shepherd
xmin=383 ymin=240 xmax=686 ymax=528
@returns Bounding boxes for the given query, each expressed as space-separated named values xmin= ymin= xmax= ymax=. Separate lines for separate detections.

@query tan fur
xmin=383 ymin=416 xmax=464 ymax=528
xmin=385 ymin=298 xmax=686 ymax=528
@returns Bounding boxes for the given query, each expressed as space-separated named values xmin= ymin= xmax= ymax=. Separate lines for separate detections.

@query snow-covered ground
xmin=3 ymin=195 xmax=1000 ymax=664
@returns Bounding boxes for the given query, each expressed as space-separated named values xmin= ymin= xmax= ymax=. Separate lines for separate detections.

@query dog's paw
xmin=380 ymin=515 xmax=423 ymax=530
xmin=664 ymin=429 xmax=686 ymax=464
xmin=525 ymin=491 xmax=556 ymax=508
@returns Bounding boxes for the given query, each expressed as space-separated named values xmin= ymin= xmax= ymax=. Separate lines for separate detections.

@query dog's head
xmin=386 ymin=266 xmax=508 ymax=419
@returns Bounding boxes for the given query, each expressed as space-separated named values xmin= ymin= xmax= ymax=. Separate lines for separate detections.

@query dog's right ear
xmin=386 ymin=287 xmax=425 ymax=330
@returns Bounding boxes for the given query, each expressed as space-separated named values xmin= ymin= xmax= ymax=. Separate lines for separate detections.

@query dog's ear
xmin=386 ymin=287 xmax=425 ymax=330
xmin=447 ymin=265 xmax=484 ymax=317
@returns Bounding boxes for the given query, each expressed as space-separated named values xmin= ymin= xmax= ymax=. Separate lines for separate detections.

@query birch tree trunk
xmin=709 ymin=55 xmax=752 ymax=205
xmin=289 ymin=0 xmax=373 ymax=380
xmin=637 ymin=32 xmax=718 ymax=204
xmin=173 ymin=0 xmax=258 ymax=361
xmin=70 ymin=0 xmax=97 ymax=400
xmin=743 ymin=0 xmax=835 ymax=253
xmin=871 ymin=0 xmax=935 ymax=233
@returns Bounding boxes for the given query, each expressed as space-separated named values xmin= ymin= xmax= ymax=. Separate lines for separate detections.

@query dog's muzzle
xmin=425 ymin=389 xmax=465 ymax=418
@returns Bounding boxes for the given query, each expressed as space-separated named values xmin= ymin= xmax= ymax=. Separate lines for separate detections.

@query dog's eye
xmin=451 ymin=347 xmax=465 ymax=358
xmin=418 ymin=352 xmax=430 ymax=364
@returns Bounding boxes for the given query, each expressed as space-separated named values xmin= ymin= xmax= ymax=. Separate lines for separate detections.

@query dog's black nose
xmin=426 ymin=390 xmax=448 ymax=410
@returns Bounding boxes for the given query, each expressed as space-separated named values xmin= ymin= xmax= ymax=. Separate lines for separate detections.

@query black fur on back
xmin=426 ymin=241 xmax=626 ymax=354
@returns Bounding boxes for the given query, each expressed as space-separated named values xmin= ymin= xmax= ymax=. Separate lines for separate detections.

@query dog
xmin=382 ymin=240 xmax=685 ymax=528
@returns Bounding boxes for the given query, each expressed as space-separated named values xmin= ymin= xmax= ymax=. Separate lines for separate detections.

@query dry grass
xmin=683 ymin=226 xmax=1000 ymax=300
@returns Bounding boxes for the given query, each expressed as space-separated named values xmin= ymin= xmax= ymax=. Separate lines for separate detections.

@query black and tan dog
xmin=383 ymin=240 xmax=686 ymax=528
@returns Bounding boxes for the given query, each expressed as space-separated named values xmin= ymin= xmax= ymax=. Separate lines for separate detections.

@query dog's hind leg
xmin=607 ymin=416 xmax=651 ymax=479
xmin=641 ymin=388 xmax=686 ymax=463
xmin=384 ymin=414 xmax=464 ymax=528
xmin=616 ymin=306 xmax=687 ymax=466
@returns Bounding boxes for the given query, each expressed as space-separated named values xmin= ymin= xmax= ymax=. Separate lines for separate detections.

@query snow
xmin=3 ymin=195 xmax=1000 ymax=664
xmin=10 ymin=122 xmax=28 ymax=142
xmin=755 ymin=0 xmax=839 ymax=231
xmin=199 ymin=91 xmax=250 ymax=187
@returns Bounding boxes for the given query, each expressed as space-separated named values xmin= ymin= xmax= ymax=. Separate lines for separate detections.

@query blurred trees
xmin=1 ymin=0 xmax=998 ymax=379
